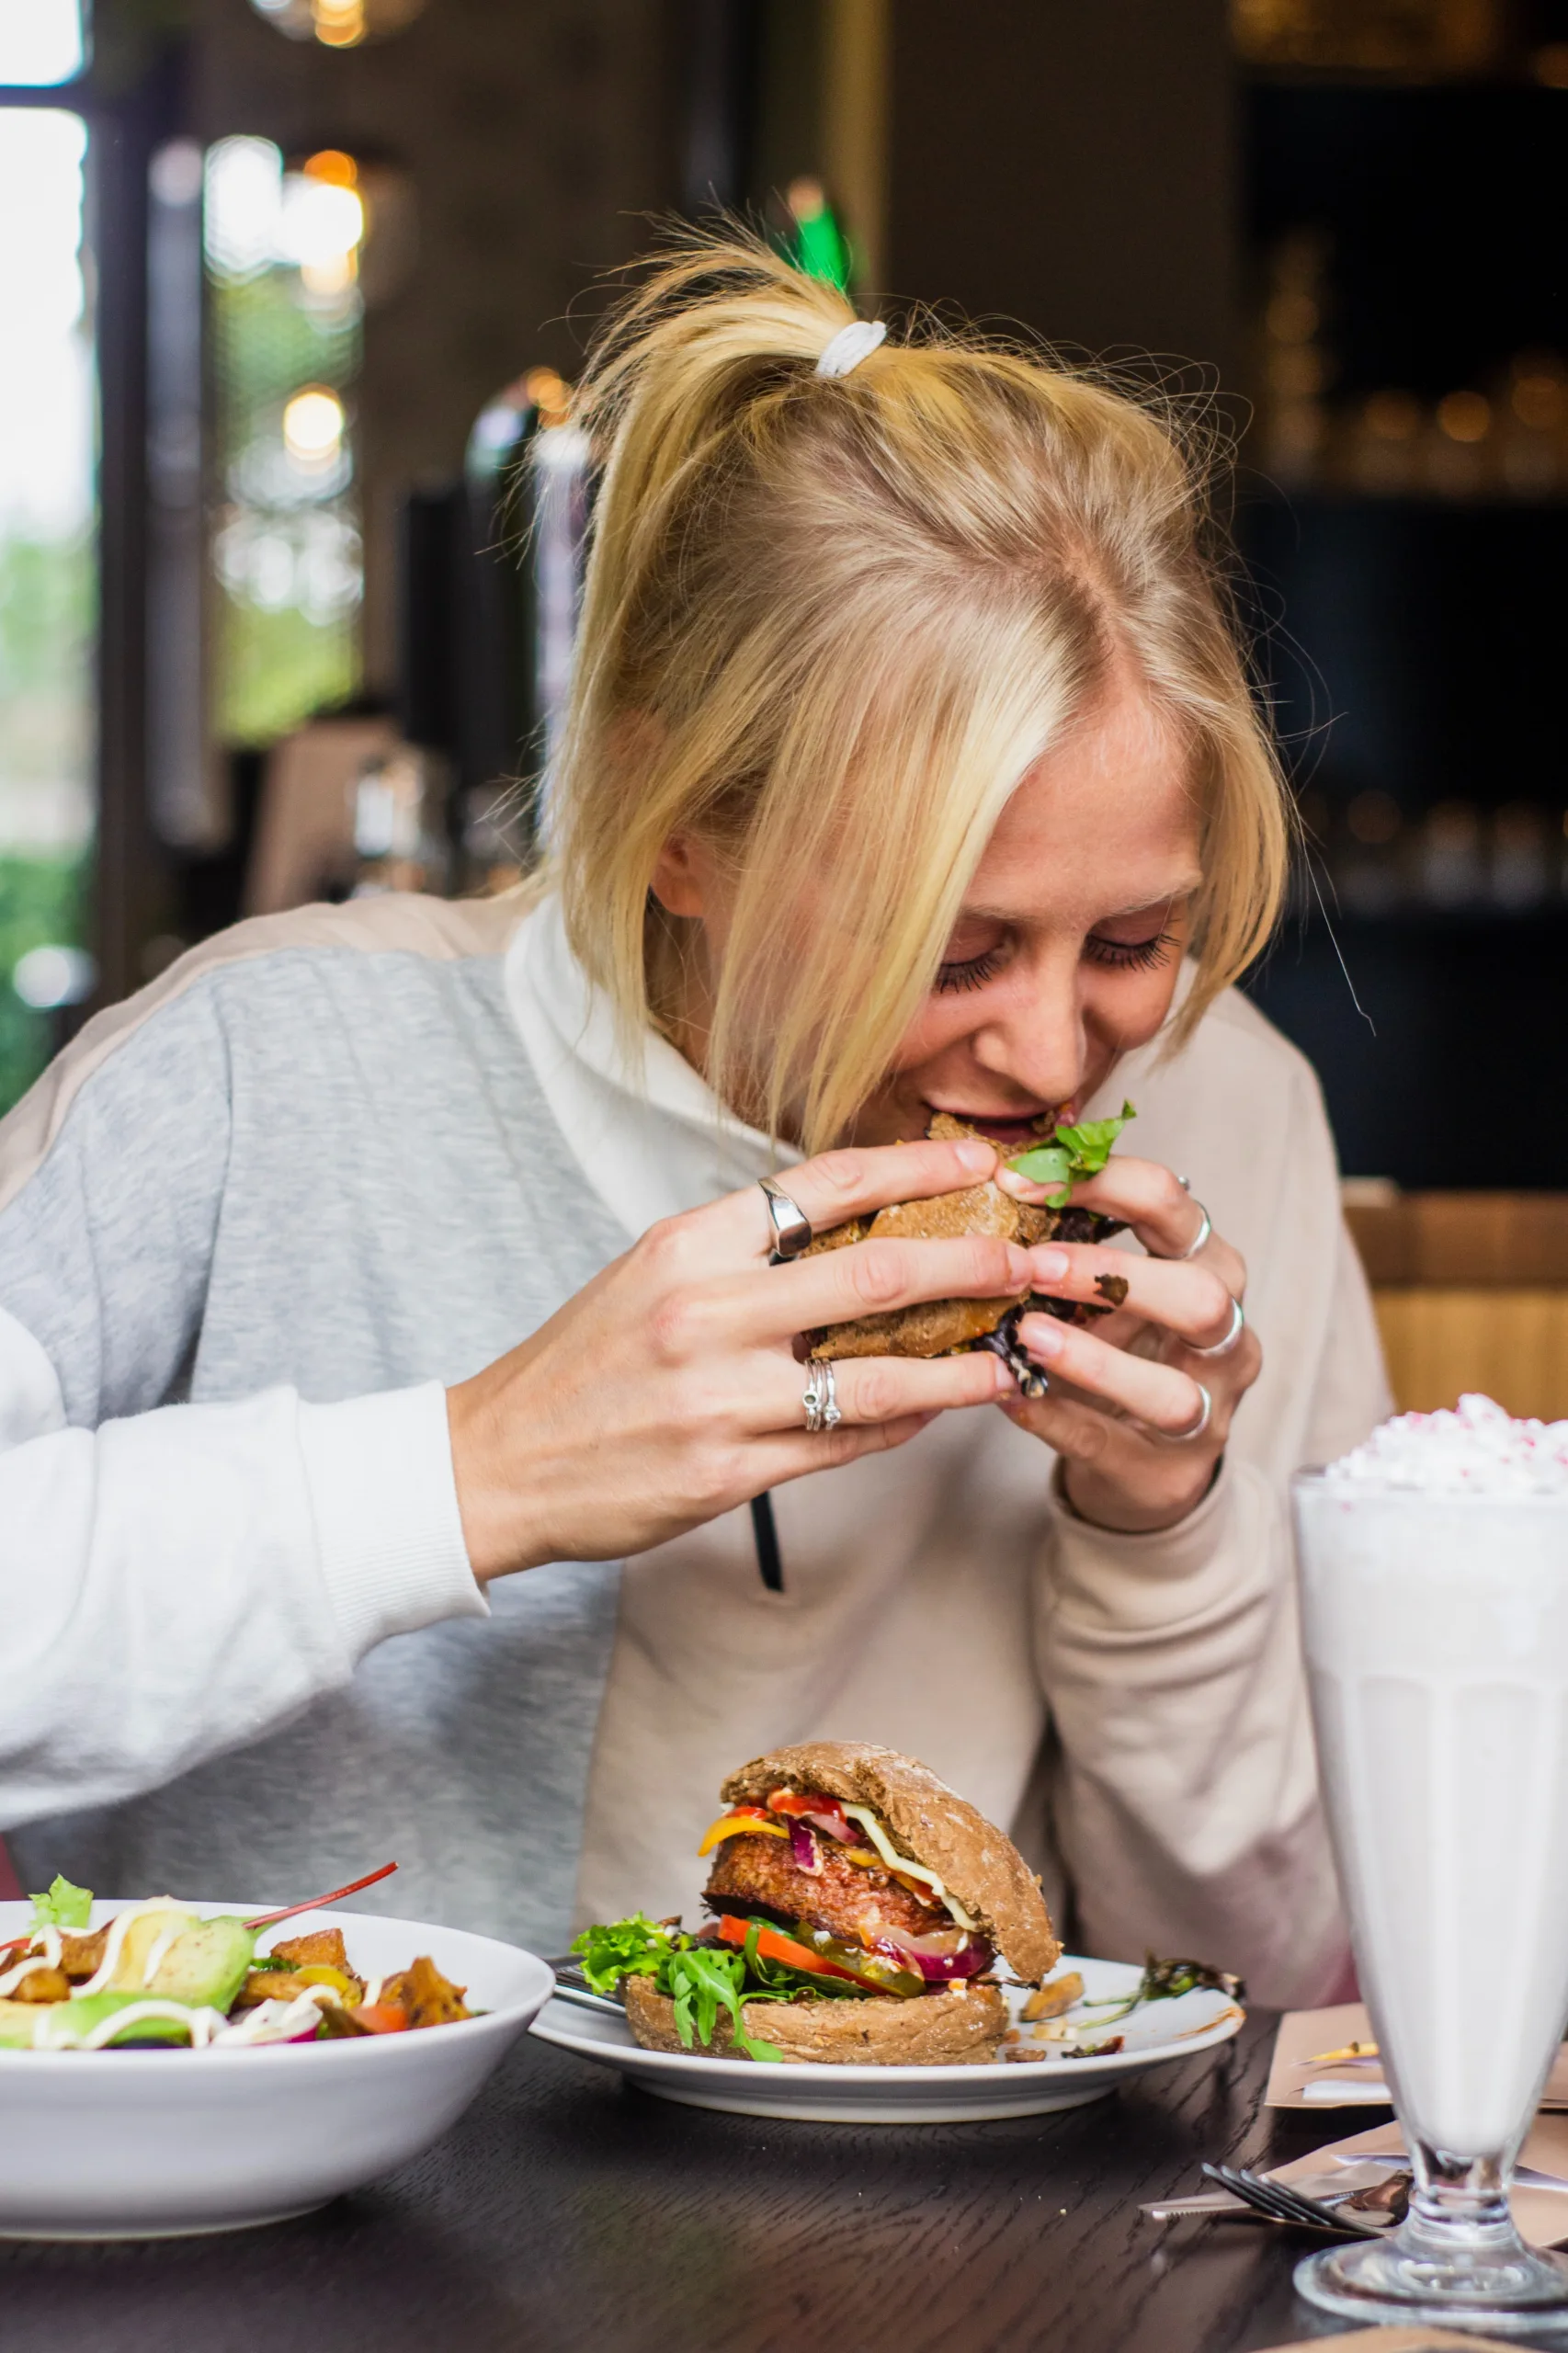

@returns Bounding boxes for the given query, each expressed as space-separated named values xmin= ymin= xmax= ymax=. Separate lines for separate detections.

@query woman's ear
xmin=650 ymin=834 xmax=708 ymax=918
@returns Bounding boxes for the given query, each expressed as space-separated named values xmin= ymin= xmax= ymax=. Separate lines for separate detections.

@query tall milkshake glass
xmin=1294 ymin=1463 xmax=1568 ymax=2332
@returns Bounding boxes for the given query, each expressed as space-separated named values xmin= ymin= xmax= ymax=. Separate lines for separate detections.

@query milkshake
xmin=1294 ymin=1394 xmax=1568 ymax=2333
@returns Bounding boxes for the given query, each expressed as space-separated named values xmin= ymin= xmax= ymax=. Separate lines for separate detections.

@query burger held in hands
xmin=574 ymin=1744 xmax=1059 ymax=2065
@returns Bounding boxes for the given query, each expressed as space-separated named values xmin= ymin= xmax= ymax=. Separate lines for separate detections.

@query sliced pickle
xmin=788 ymin=1922 xmax=925 ymax=1998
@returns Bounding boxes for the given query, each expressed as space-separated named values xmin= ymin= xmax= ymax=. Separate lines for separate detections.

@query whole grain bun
xmin=719 ymin=1741 xmax=1060 ymax=1984
xmin=622 ymin=1972 xmax=1006 ymax=2065
xmin=804 ymin=1113 xmax=1119 ymax=1360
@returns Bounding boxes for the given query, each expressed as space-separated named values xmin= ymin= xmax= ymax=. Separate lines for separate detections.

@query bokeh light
xmin=282 ymin=387 xmax=347 ymax=463
xmin=0 ymin=0 xmax=84 ymax=85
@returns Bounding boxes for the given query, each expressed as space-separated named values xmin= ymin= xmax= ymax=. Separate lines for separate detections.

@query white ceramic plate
xmin=0 ymin=1899 xmax=554 ymax=2241
xmin=529 ymin=1951 xmax=1244 ymax=2123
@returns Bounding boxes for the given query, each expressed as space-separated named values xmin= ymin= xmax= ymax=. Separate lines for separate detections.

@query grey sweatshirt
xmin=0 ymin=892 xmax=1390 ymax=1999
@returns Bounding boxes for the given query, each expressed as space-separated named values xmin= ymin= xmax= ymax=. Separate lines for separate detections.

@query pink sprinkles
xmin=1326 ymin=1393 xmax=1568 ymax=1494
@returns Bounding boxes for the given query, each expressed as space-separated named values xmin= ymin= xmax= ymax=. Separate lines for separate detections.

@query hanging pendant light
xmin=248 ymin=0 xmax=427 ymax=50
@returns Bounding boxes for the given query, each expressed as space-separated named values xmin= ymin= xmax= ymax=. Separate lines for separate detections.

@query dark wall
xmin=885 ymin=0 xmax=1238 ymax=382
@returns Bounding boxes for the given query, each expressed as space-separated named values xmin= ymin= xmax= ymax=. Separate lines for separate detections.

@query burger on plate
xmin=573 ymin=1743 xmax=1060 ymax=2065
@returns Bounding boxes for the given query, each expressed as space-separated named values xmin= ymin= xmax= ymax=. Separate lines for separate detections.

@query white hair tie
xmin=814 ymin=319 xmax=887 ymax=379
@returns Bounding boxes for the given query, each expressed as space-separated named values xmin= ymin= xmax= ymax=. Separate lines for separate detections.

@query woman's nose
xmin=967 ymin=988 xmax=1087 ymax=1108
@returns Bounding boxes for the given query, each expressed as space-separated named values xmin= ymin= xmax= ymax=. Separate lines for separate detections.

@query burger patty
xmin=704 ymin=1833 xmax=949 ymax=1945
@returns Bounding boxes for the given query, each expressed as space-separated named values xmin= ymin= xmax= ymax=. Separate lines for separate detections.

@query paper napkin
xmin=1268 ymin=2002 xmax=1568 ymax=2112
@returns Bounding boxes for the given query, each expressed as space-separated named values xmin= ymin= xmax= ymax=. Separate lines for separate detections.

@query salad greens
xmin=572 ymin=1915 xmax=875 ymax=2063
xmin=30 ymin=1875 xmax=93 ymax=1932
xmin=1007 ymin=1101 xmax=1134 ymax=1201
xmin=1080 ymin=1952 xmax=1244 ymax=2027
xmin=573 ymin=1915 xmax=786 ymax=2063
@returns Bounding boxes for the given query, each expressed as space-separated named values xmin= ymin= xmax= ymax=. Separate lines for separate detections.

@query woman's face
xmin=652 ymin=665 xmax=1203 ymax=1148
xmin=854 ymin=669 xmax=1203 ymax=1150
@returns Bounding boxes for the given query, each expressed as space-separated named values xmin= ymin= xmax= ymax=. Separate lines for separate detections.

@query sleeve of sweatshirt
xmin=0 ymin=973 xmax=484 ymax=1832
xmin=1031 ymin=1060 xmax=1390 ymax=2012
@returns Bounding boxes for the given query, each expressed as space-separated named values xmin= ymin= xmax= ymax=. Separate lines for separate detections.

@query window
xmin=205 ymin=136 xmax=365 ymax=746
xmin=0 ymin=102 xmax=94 ymax=1112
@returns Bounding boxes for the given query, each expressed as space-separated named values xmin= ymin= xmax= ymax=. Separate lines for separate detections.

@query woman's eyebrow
xmin=959 ymin=880 xmax=1201 ymax=926
xmin=1096 ymin=884 xmax=1202 ymax=921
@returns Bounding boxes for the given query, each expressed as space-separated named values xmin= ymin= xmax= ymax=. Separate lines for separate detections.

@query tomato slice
xmin=351 ymin=2003 xmax=408 ymax=2034
xmin=765 ymin=1790 xmax=856 ymax=1843
xmin=714 ymin=1915 xmax=886 ymax=1991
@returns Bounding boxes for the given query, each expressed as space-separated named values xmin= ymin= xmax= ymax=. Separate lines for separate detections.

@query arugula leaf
xmin=1079 ymin=1949 xmax=1245 ymax=2025
xmin=1008 ymin=1100 xmax=1134 ymax=1200
xmin=29 ymin=1874 xmax=93 ymax=1932
xmin=572 ymin=1915 xmax=785 ymax=2061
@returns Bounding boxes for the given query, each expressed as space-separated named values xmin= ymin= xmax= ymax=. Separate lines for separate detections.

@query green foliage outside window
xmin=210 ymin=229 xmax=362 ymax=745
xmin=0 ymin=855 xmax=85 ymax=1117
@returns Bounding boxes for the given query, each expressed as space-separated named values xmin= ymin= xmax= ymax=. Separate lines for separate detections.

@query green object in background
xmin=785 ymin=176 xmax=851 ymax=290
xmin=0 ymin=855 xmax=86 ymax=1119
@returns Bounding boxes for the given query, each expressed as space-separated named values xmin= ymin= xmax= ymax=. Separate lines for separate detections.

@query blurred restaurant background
xmin=2 ymin=0 xmax=1566 ymax=1415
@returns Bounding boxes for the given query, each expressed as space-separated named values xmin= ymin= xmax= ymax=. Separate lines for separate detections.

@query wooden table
xmin=2 ymin=2012 xmax=1562 ymax=2352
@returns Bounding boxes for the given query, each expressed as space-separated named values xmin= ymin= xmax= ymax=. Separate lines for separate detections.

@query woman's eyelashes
xmin=1084 ymin=928 xmax=1176 ymax=972
xmin=934 ymin=945 xmax=1006 ymax=995
xmin=934 ymin=927 xmax=1176 ymax=995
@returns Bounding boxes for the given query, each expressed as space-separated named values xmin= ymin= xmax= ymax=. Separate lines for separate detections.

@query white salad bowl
xmin=0 ymin=1899 xmax=554 ymax=2240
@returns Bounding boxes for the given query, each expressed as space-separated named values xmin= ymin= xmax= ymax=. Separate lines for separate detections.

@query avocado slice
xmin=9 ymin=1990 xmax=201 ymax=2048
xmin=108 ymin=1905 xmax=199 ymax=1989
xmin=144 ymin=1915 xmax=256 ymax=2014
xmin=0 ymin=1998 xmax=40 ymax=2048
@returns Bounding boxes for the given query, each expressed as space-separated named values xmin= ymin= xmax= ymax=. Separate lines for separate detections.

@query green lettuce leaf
xmin=29 ymin=1874 xmax=93 ymax=1932
xmin=572 ymin=1914 xmax=785 ymax=2061
xmin=571 ymin=1912 xmax=682 ymax=1995
xmin=1007 ymin=1100 xmax=1134 ymax=1199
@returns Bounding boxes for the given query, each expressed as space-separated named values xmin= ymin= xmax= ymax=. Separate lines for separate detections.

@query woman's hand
xmin=448 ymin=1134 xmax=1027 ymax=1581
xmin=997 ymin=1156 xmax=1261 ymax=1535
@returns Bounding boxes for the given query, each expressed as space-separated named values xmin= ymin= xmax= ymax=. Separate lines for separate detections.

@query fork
xmin=1200 ymin=2163 xmax=1386 ymax=2235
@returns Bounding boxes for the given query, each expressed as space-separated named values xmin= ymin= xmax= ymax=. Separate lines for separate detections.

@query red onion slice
xmin=871 ymin=1927 xmax=994 ymax=1982
xmin=789 ymin=1822 xmax=824 ymax=1874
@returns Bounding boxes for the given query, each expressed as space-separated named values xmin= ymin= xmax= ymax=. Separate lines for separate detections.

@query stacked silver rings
xmin=802 ymin=1357 xmax=841 ymax=1435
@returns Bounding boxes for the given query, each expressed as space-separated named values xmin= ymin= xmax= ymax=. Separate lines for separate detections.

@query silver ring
xmin=1187 ymin=1295 xmax=1244 ymax=1358
xmin=759 ymin=1176 xmax=813 ymax=1263
xmin=1153 ymin=1199 xmax=1211 ymax=1262
xmin=1159 ymin=1381 xmax=1212 ymax=1443
xmin=803 ymin=1356 xmax=840 ymax=1435
xmin=1176 ymin=1175 xmax=1191 ymax=1193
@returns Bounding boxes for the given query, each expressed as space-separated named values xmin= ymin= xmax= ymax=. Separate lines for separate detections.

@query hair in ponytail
xmin=547 ymin=226 xmax=1290 ymax=1154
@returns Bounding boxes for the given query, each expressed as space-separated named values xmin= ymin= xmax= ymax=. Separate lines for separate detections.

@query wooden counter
xmin=1345 ymin=1190 xmax=1568 ymax=1420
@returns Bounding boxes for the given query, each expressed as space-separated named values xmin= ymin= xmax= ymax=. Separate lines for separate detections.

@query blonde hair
xmin=548 ymin=228 xmax=1289 ymax=1154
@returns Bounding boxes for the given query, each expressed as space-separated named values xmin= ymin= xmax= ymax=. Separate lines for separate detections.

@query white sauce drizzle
xmin=74 ymin=1900 xmax=188 ymax=1999
xmin=212 ymin=1990 xmax=332 ymax=2046
xmin=842 ymin=1804 xmax=980 ymax=1932
xmin=33 ymin=2000 xmax=229 ymax=2052
xmin=139 ymin=1918 xmax=186 ymax=1989
xmin=0 ymin=1954 xmax=56 ymax=1999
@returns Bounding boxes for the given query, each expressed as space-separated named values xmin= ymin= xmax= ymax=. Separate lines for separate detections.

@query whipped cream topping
xmin=1325 ymin=1392 xmax=1568 ymax=1493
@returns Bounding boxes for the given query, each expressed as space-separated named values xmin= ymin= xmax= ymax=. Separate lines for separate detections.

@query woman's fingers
xmin=1050 ymin=1155 xmax=1217 ymax=1266
xmin=1013 ymin=1309 xmax=1233 ymax=1438
xmin=754 ymin=1342 xmax=1014 ymax=1432
xmin=699 ymin=1134 xmax=1000 ymax=1262
xmin=1020 ymin=1243 xmax=1244 ymax=1349
xmin=665 ymin=1227 xmax=1033 ymax=1354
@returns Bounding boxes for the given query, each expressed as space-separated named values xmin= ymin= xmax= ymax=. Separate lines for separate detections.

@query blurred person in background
xmin=0 ymin=233 xmax=1384 ymax=2003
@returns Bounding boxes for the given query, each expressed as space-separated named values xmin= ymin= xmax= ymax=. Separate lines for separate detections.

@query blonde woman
xmin=0 ymin=237 xmax=1384 ymax=2003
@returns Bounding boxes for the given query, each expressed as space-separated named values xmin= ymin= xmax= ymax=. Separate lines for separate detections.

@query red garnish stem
xmin=244 ymin=1861 xmax=398 ymax=1931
